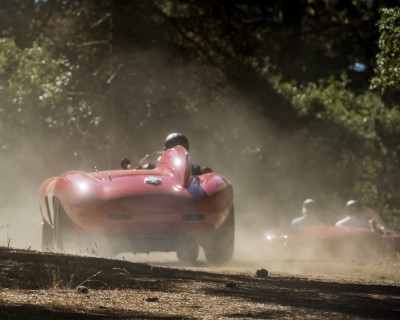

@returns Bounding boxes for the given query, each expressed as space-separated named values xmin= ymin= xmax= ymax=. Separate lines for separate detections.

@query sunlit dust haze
xmin=0 ymin=50 xmax=352 ymax=271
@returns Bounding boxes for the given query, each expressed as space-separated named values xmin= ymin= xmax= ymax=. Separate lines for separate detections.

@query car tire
xmin=53 ymin=198 xmax=76 ymax=252
xmin=203 ymin=206 xmax=235 ymax=265
xmin=41 ymin=218 xmax=54 ymax=251
xmin=176 ymin=241 xmax=200 ymax=264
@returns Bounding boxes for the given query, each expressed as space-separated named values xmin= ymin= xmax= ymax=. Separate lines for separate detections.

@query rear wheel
xmin=203 ymin=206 xmax=235 ymax=265
xmin=53 ymin=199 xmax=117 ymax=257
xmin=176 ymin=241 xmax=200 ymax=264
xmin=53 ymin=198 xmax=77 ymax=252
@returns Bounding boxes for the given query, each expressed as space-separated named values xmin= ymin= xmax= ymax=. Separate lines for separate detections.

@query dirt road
xmin=0 ymin=247 xmax=399 ymax=319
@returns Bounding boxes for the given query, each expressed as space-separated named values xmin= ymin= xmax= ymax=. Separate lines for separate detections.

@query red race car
xmin=261 ymin=225 xmax=400 ymax=260
xmin=39 ymin=146 xmax=234 ymax=265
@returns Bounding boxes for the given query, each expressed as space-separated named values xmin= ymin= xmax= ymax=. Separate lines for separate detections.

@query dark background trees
xmin=0 ymin=0 xmax=399 ymax=247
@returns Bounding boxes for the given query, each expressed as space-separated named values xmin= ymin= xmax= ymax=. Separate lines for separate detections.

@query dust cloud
xmin=0 ymin=53 xmax=361 ymax=270
xmin=0 ymin=137 xmax=51 ymax=250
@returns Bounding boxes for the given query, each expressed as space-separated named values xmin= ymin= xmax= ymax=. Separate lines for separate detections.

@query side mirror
xmin=120 ymin=158 xmax=132 ymax=170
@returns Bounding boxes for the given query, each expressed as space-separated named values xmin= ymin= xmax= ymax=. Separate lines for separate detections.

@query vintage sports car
xmin=39 ymin=146 xmax=234 ymax=265
xmin=261 ymin=225 xmax=400 ymax=260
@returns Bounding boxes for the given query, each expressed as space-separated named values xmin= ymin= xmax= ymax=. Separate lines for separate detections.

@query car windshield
xmin=135 ymin=151 xmax=163 ymax=169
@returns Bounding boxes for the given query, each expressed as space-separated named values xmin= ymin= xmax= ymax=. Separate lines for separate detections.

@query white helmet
xmin=302 ymin=199 xmax=317 ymax=215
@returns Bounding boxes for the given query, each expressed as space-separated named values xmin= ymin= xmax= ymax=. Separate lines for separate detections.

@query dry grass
xmin=0 ymin=247 xmax=400 ymax=319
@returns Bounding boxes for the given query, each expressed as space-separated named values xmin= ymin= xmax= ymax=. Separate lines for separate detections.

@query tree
xmin=371 ymin=7 xmax=400 ymax=93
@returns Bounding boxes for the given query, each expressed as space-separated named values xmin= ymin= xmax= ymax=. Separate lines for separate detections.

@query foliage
xmin=371 ymin=7 xmax=400 ymax=92
xmin=0 ymin=37 xmax=72 ymax=141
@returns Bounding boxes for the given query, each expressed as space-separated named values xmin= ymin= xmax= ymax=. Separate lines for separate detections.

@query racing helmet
xmin=164 ymin=132 xmax=189 ymax=151
xmin=345 ymin=199 xmax=363 ymax=215
xmin=302 ymin=198 xmax=317 ymax=215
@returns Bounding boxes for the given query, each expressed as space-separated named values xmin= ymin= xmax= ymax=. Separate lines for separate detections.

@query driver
xmin=134 ymin=133 xmax=212 ymax=175
xmin=164 ymin=132 xmax=190 ymax=151
xmin=335 ymin=200 xmax=386 ymax=234
xmin=163 ymin=133 xmax=212 ymax=175
xmin=290 ymin=199 xmax=324 ymax=227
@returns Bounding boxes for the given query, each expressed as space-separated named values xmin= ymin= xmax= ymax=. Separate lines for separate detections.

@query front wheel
xmin=202 ymin=206 xmax=235 ymax=265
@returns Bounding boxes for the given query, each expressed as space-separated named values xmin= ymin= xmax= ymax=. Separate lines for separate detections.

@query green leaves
xmin=10 ymin=41 xmax=71 ymax=107
xmin=371 ymin=8 xmax=400 ymax=92
xmin=282 ymin=75 xmax=383 ymax=139
xmin=0 ymin=38 xmax=71 ymax=109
